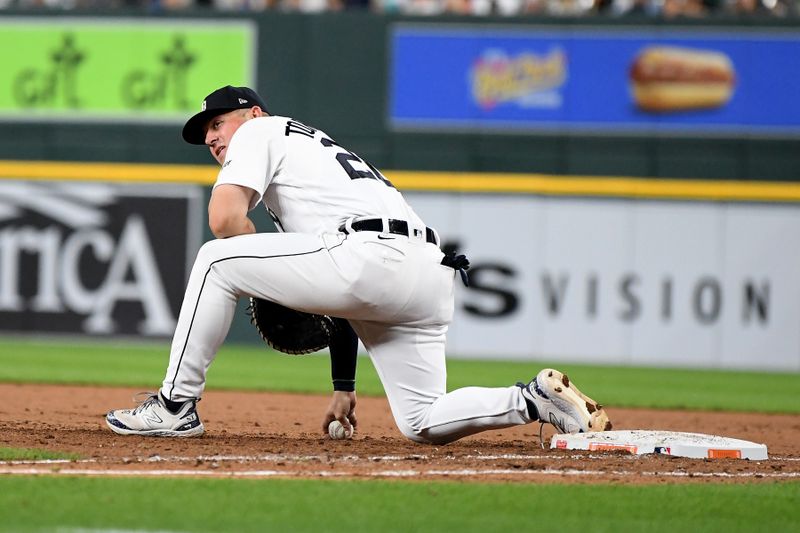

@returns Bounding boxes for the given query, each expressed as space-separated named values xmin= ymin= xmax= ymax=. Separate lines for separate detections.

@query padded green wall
xmin=1 ymin=10 xmax=798 ymax=181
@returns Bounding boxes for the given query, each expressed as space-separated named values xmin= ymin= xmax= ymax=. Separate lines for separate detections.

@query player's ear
xmin=250 ymin=106 xmax=265 ymax=119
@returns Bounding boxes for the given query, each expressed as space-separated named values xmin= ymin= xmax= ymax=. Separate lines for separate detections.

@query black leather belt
xmin=340 ymin=218 xmax=438 ymax=245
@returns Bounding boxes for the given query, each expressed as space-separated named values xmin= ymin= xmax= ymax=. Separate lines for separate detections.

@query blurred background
xmin=0 ymin=6 xmax=798 ymax=372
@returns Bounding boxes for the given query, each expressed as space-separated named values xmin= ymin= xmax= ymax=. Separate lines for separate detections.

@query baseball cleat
xmin=106 ymin=392 xmax=204 ymax=437
xmin=519 ymin=368 xmax=612 ymax=434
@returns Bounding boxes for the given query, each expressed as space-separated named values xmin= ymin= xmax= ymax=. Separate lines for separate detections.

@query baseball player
xmin=106 ymin=85 xmax=611 ymax=443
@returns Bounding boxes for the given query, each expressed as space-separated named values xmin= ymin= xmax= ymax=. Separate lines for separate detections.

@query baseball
xmin=328 ymin=419 xmax=354 ymax=440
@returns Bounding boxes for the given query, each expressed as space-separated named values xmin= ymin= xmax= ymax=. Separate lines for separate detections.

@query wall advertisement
xmin=390 ymin=25 xmax=800 ymax=136
xmin=0 ymin=18 xmax=255 ymax=122
xmin=0 ymin=180 xmax=202 ymax=337
xmin=406 ymin=192 xmax=800 ymax=371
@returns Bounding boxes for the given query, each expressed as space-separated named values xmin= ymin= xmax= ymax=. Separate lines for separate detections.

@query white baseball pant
xmin=161 ymin=228 xmax=533 ymax=444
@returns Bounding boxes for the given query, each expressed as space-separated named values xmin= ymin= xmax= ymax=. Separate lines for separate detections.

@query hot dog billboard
xmin=389 ymin=26 xmax=800 ymax=136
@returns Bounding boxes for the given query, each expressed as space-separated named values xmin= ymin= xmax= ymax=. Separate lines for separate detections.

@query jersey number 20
xmin=320 ymin=137 xmax=394 ymax=188
xmin=286 ymin=119 xmax=394 ymax=188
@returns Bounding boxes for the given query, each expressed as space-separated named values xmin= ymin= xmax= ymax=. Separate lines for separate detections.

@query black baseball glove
xmin=246 ymin=298 xmax=336 ymax=355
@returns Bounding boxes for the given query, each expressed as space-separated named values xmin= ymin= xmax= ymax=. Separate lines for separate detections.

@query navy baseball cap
xmin=182 ymin=85 xmax=268 ymax=145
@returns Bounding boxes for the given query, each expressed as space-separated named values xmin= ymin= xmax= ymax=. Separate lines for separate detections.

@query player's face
xmin=204 ymin=109 xmax=251 ymax=165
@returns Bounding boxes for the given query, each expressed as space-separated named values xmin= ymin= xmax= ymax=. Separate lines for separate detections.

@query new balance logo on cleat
xmin=548 ymin=413 xmax=569 ymax=434
xmin=142 ymin=411 xmax=164 ymax=426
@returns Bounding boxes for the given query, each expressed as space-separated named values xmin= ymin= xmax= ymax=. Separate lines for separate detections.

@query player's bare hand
xmin=322 ymin=391 xmax=357 ymax=434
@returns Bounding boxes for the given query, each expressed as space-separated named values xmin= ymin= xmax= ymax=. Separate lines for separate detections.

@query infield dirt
xmin=1 ymin=383 xmax=798 ymax=484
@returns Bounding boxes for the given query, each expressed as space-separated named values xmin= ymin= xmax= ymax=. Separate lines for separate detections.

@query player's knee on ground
xmin=394 ymin=419 xmax=432 ymax=444
xmin=394 ymin=415 xmax=456 ymax=446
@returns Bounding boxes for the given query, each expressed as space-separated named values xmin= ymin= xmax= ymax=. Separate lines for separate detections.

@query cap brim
xmin=181 ymin=108 xmax=236 ymax=145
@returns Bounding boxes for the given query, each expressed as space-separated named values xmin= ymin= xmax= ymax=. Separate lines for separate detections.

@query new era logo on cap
xmin=201 ymin=100 xmax=207 ymax=111
xmin=238 ymin=98 xmax=248 ymax=104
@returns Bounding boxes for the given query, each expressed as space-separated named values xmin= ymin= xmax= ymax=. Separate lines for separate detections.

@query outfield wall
xmin=1 ymin=162 xmax=799 ymax=371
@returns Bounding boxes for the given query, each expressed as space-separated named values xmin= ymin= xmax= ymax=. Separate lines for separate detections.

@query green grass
xmin=1 ymin=337 xmax=798 ymax=533
xmin=0 ymin=477 xmax=798 ymax=532
xmin=0 ymin=447 xmax=80 ymax=461
xmin=0 ymin=337 xmax=797 ymax=413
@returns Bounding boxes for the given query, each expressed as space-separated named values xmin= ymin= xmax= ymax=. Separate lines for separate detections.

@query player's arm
xmin=208 ymin=184 xmax=257 ymax=238
xmin=321 ymin=319 xmax=359 ymax=434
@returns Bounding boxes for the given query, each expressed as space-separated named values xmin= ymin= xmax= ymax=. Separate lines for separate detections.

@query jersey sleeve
xmin=213 ymin=118 xmax=286 ymax=211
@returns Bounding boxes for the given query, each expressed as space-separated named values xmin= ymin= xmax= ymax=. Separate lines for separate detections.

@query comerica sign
xmin=1 ymin=19 xmax=254 ymax=121
xmin=0 ymin=181 xmax=202 ymax=336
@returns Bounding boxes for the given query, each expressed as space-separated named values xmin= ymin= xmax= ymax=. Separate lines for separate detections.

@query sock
xmin=160 ymin=391 xmax=187 ymax=414
xmin=516 ymin=382 xmax=540 ymax=421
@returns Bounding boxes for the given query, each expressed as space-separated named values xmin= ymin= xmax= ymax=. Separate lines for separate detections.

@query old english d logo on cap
xmin=182 ymin=85 xmax=268 ymax=145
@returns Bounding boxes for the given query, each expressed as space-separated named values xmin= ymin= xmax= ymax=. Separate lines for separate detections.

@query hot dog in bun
xmin=630 ymin=46 xmax=736 ymax=112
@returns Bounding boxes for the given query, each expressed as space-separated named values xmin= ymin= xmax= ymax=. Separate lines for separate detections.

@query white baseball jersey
xmin=161 ymin=115 xmax=533 ymax=444
xmin=215 ymin=116 xmax=425 ymax=235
